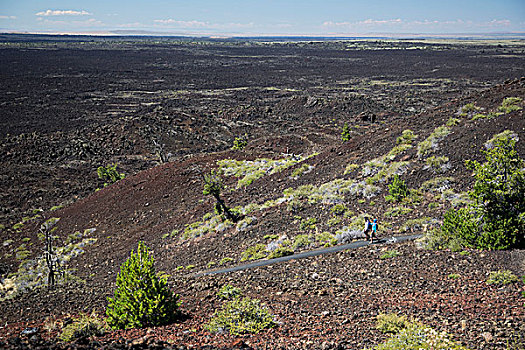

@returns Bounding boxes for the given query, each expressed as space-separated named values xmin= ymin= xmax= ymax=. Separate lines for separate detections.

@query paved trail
xmin=194 ymin=234 xmax=422 ymax=277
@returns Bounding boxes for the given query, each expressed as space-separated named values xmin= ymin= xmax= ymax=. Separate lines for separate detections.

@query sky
xmin=0 ymin=0 xmax=524 ymax=36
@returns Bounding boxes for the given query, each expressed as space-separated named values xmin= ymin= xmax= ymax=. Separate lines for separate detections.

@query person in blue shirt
xmin=371 ymin=219 xmax=378 ymax=243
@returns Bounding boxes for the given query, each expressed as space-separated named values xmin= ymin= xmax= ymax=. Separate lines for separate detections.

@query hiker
xmin=363 ymin=217 xmax=371 ymax=240
xmin=371 ymin=218 xmax=378 ymax=243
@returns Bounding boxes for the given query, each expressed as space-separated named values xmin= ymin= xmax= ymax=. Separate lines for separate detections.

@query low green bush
xmin=106 ymin=242 xmax=180 ymax=329
xmin=205 ymin=297 xmax=275 ymax=335
xmin=267 ymin=246 xmax=294 ymax=259
xmin=440 ymin=207 xmax=479 ymax=248
xmin=291 ymin=163 xmax=311 ymax=178
xmin=459 ymin=103 xmax=480 ymax=116
xmin=425 ymin=156 xmax=449 ymax=171
xmin=372 ymin=323 xmax=470 ymax=350
xmin=231 ymin=136 xmax=248 ymax=150
xmin=330 ymin=204 xmax=347 ymax=216
xmin=396 ymin=129 xmax=417 ymax=145
xmin=376 ymin=313 xmax=411 ymax=334
xmin=299 ymin=217 xmax=317 ymax=230
xmin=291 ymin=234 xmax=311 ymax=250
xmin=486 ymin=270 xmax=519 ymax=285
xmin=341 ymin=122 xmax=351 ymax=142
xmin=446 ymin=117 xmax=461 ymax=126
xmin=417 ymin=126 xmax=450 ymax=157
xmin=217 ymin=284 xmax=242 ymax=300
xmin=498 ymin=97 xmax=522 ymax=114
xmin=380 ymin=250 xmax=401 ymax=259
xmin=59 ymin=312 xmax=106 ymax=342
xmin=240 ymin=244 xmax=267 ymax=262
xmin=316 ymin=232 xmax=337 ymax=247
xmin=97 ymin=164 xmax=125 ymax=186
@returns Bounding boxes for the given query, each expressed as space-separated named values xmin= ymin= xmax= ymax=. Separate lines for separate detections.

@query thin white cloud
xmin=322 ymin=18 xmax=515 ymax=31
xmin=323 ymin=19 xmax=403 ymax=27
xmin=154 ymin=19 xmax=207 ymax=27
xmin=154 ymin=18 xmax=253 ymax=30
xmin=117 ymin=22 xmax=147 ymax=28
xmin=486 ymin=19 xmax=511 ymax=27
xmin=38 ymin=18 xmax=103 ymax=27
xmin=35 ymin=10 xmax=91 ymax=17
xmin=0 ymin=15 xmax=17 ymax=20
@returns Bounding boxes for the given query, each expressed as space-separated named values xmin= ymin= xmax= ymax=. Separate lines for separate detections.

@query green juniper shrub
xmin=106 ymin=242 xmax=180 ymax=329
xmin=231 ymin=135 xmax=248 ymax=150
xmin=341 ymin=122 xmax=351 ymax=142
xmin=448 ymin=273 xmax=460 ymax=280
xmin=240 ymin=244 xmax=267 ymax=262
xmin=217 ymin=284 xmax=242 ymax=300
xmin=387 ymin=175 xmax=409 ymax=202
xmin=316 ymin=231 xmax=338 ymax=247
xmin=430 ymin=136 xmax=525 ymax=251
xmin=440 ymin=207 xmax=479 ymax=248
xmin=299 ymin=217 xmax=317 ymax=230
xmin=267 ymin=246 xmax=294 ymax=259
xmin=59 ymin=312 xmax=107 ymax=342
xmin=465 ymin=137 xmax=525 ymax=249
xmin=396 ymin=129 xmax=417 ymax=145
xmin=205 ymin=297 xmax=275 ymax=335
xmin=498 ymin=97 xmax=522 ymax=114
xmin=291 ymin=234 xmax=311 ymax=250
xmin=97 ymin=164 xmax=125 ymax=186
xmin=372 ymin=323 xmax=470 ymax=350
xmin=486 ymin=270 xmax=519 ymax=285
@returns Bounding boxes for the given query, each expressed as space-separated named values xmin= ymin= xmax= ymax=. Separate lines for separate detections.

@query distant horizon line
xmin=2 ymin=30 xmax=525 ymax=40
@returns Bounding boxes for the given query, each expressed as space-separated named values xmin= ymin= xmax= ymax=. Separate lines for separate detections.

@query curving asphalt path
xmin=194 ymin=234 xmax=422 ymax=277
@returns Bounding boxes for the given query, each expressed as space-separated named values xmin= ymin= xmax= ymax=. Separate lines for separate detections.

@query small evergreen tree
xmin=388 ymin=175 xmax=409 ymax=202
xmin=439 ymin=137 xmax=524 ymax=250
xmin=465 ymin=137 xmax=525 ymax=249
xmin=202 ymin=169 xmax=239 ymax=222
xmin=106 ymin=242 xmax=180 ymax=329
xmin=97 ymin=164 xmax=125 ymax=186
xmin=341 ymin=122 xmax=351 ymax=142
